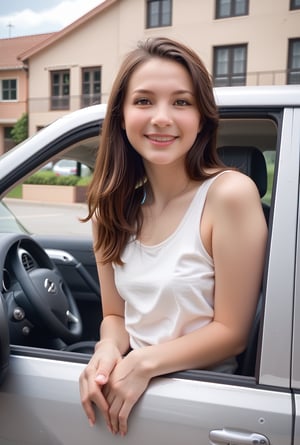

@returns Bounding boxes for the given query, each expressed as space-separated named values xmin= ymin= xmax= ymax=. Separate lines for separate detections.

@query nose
xmin=150 ymin=104 xmax=173 ymax=127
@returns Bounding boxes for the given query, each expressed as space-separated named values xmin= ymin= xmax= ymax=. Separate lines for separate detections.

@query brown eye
xmin=135 ymin=98 xmax=151 ymax=105
xmin=174 ymin=99 xmax=190 ymax=106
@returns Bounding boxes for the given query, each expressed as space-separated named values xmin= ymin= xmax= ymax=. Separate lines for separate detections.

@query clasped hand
xmin=79 ymin=342 xmax=151 ymax=436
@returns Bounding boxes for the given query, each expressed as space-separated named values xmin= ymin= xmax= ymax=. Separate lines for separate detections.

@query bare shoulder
xmin=208 ymin=170 xmax=260 ymax=206
xmin=205 ymin=170 xmax=264 ymax=225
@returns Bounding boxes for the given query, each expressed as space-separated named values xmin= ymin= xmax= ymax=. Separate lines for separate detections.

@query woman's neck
xmin=144 ymin=165 xmax=196 ymax=208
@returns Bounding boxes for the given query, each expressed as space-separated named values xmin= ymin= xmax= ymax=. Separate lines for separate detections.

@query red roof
xmin=0 ymin=33 xmax=55 ymax=69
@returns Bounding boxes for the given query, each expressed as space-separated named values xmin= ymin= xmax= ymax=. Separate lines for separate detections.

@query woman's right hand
xmin=79 ymin=339 xmax=122 ymax=432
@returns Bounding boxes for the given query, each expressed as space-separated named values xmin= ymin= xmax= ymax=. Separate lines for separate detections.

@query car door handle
xmin=209 ymin=428 xmax=270 ymax=445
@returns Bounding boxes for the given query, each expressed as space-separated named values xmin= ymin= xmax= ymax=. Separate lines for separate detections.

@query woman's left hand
xmin=103 ymin=349 xmax=152 ymax=436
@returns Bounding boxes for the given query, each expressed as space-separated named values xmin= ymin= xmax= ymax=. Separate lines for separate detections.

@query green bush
xmin=11 ymin=113 xmax=28 ymax=144
xmin=24 ymin=171 xmax=91 ymax=186
xmin=77 ymin=176 xmax=92 ymax=186
xmin=55 ymin=175 xmax=82 ymax=186
xmin=6 ymin=184 xmax=22 ymax=198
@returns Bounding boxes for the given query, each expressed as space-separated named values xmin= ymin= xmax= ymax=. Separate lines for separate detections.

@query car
xmin=0 ymin=86 xmax=300 ymax=444
xmin=53 ymin=159 xmax=91 ymax=176
xmin=39 ymin=161 xmax=54 ymax=171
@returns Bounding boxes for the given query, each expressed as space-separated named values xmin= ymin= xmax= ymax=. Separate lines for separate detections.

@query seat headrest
xmin=217 ymin=146 xmax=267 ymax=198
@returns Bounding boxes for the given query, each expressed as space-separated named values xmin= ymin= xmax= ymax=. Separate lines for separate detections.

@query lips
xmin=146 ymin=134 xmax=177 ymax=143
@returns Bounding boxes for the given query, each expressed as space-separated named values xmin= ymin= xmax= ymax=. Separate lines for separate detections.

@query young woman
xmin=79 ymin=37 xmax=267 ymax=436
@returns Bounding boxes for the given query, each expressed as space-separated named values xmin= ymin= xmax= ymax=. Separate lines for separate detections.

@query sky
xmin=0 ymin=0 xmax=104 ymax=38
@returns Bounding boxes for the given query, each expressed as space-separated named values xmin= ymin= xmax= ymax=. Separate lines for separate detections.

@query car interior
xmin=0 ymin=111 xmax=278 ymax=381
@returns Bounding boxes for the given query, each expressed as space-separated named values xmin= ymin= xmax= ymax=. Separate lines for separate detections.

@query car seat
xmin=218 ymin=145 xmax=269 ymax=224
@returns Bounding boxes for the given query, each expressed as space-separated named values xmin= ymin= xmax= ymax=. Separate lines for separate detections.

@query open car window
xmin=1 ymin=109 xmax=279 ymax=385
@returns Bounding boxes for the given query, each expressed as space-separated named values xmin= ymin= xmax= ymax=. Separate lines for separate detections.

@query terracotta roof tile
xmin=0 ymin=33 xmax=55 ymax=69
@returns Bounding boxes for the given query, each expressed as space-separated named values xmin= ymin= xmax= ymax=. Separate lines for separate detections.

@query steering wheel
xmin=7 ymin=235 xmax=82 ymax=344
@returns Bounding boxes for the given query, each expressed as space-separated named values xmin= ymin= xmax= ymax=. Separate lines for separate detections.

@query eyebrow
xmin=132 ymin=89 xmax=194 ymax=95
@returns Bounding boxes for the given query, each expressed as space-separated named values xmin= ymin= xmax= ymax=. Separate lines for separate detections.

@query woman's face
xmin=122 ymin=57 xmax=201 ymax=169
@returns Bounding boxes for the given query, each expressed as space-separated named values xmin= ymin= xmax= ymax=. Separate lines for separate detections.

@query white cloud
xmin=0 ymin=0 xmax=103 ymax=38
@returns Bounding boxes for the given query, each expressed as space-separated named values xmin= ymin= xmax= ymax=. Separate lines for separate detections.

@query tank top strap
xmin=184 ymin=170 xmax=232 ymax=229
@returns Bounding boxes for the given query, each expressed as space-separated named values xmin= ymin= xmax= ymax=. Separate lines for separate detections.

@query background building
xmin=0 ymin=33 xmax=53 ymax=154
xmin=0 ymin=0 xmax=299 ymax=153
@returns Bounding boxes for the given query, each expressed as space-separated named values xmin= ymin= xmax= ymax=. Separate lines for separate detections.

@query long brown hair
xmin=84 ymin=37 xmax=222 ymax=264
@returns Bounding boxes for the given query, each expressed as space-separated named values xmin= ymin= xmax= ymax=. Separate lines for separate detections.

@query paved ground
xmin=3 ymin=198 xmax=92 ymax=237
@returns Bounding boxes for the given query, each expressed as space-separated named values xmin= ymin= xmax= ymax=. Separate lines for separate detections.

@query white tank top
xmin=113 ymin=173 xmax=226 ymax=350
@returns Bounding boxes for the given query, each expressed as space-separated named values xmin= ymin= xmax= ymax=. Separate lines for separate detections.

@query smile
xmin=146 ymin=135 xmax=177 ymax=142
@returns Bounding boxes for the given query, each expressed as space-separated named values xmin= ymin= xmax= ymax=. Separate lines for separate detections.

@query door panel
xmin=0 ymin=353 xmax=293 ymax=445
xmin=36 ymin=235 xmax=101 ymax=341
xmin=36 ymin=236 xmax=97 ymax=284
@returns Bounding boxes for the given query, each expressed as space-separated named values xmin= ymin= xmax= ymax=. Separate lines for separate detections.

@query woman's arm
xmin=80 ymin=221 xmax=130 ymax=432
xmin=97 ymin=261 xmax=129 ymax=355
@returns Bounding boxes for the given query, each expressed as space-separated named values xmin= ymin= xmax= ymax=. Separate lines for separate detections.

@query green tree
xmin=11 ymin=113 xmax=28 ymax=144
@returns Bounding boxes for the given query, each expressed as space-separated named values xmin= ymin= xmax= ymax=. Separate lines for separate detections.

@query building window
xmin=4 ymin=126 xmax=15 ymax=152
xmin=4 ymin=127 xmax=13 ymax=139
xmin=50 ymin=70 xmax=70 ymax=110
xmin=290 ymin=0 xmax=300 ymax=10
xmin=216 ymin=0 xmax=249 ymax=18
xmin=288 ymin=39 xmax=300 ymax=84
xmin=0 ymin=79 xmax=17 ymax=101
xmin=146 ymin=0 xmax=172 ymax=28
xmin=213 ymin=44 xmax=247 ymax=86
xmin=81 ymin=67 xmax=101 ymax=108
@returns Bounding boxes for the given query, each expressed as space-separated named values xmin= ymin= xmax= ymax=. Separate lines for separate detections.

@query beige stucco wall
xmin=28 ymin=2 xmax=121 ymax=133
xmin=27 ymin=0 xmax=300 ymax=135
xmin=0 ymin=69 xmax=28 ymax=121
xmin=0 ymin=68 xmax=28 ymax=154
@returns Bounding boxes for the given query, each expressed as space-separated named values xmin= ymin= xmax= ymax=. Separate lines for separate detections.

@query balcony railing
xmin=29 ymin=94 xmax=109 ymax=113
xmin=214 ymin=69 xmax=300 ymax=87
xmin=28 ymin=72 xmax=299 ymax=113
xmin=247 ymin=69 xmax=300 ymax=86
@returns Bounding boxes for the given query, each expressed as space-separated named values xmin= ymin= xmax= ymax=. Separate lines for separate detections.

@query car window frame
xmin=259 ymin=107 xmax=297 ymax=388
xmin=290 ymin=107 xmax=300 ymax=391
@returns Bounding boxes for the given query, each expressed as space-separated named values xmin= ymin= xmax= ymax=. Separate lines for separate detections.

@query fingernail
xmin=95 ymin=374 xmax=106 ymax=384
xmin=88 ymin=418 xmax=94 ymax=427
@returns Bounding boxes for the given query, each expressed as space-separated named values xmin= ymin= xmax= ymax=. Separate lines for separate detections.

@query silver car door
xmin=0 ymin=350 xmax=293 ymax=445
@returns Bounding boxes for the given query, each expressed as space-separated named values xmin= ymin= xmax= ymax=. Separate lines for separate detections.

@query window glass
xmin=288 ymin=39 xmax=300 ymax=84
xmin=81 ymin=67 xmax=101 ymax=108
xmin=50 ymin=70 xmax=70 ymax=110
xmin=4 ymin=127 xmax=13 ymax=139
xmin=1 ymin=79 xmax=17 ymax=101
xmin=216 ymin=0 xmax=248 ymax=18
xmin=218 ymin=0 xmax=231 ymax=17
xmin=162 ymin=0 xmax=171 ymax=25
xmin=214 ymin=45 xmax=247 ymax=86
xmin=216 ymin=48 xmax=229 ymax=76
xmin=290 ymin=0 xmax=300 ymax=9
xmin=233 ymin=46 xmax=246 ymax=73
xmin=217 ymin=116 xmax=278 ymax=208
xmin=235 ymin=0 xmax=247 ymax=14
xmin=53 ymin=73 xmax=59 ymax=84
xmin=146 ymin=0 xmax=172 ymax=28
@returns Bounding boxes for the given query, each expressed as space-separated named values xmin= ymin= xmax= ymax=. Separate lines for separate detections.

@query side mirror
xmin=0 ymin=292 xmax=9 ymax=384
